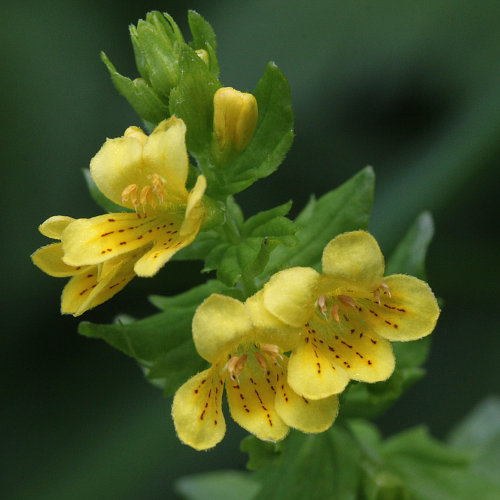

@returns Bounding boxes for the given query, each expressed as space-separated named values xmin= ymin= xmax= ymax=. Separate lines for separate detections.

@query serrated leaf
xmin=212 ymin=63 xmax=294 ymax=196
xmin=101 ymin=52 xmax=169 ymax=124
xmin=386 ymin=212 xmax=434 ymax=279
xmin=175 ymin=471 xmax=259 ymax=500
xmin=169 ymin=45 xmax=221 ymax=156
xmin=82 ymin=169 xmax=130 ymax=213
xmin=248 ymin=427 xmax=363 ymax=500
xmin=187 ymin=10 xmax=219 ymax=78
xmin=264 ymin=167 xmax=374 ymax=276
xmin=171 ymin=230 xmax=220 ymax=262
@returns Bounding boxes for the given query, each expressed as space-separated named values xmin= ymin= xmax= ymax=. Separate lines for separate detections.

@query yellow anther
xmin=260 ymin=344 xmax=282 ymax=362
xmin=121 ymin=184 xmax=139 ymax=209
xmin=318 ymin=294 xmax=328 ymax=317
xmin=140 ymin=185 xmax=156 ymax=209
xmin=338 ymin=294 xmax=356 ymax=308
xmin=331 ymin=303 xmax=340 ymax=323
xmin=254 ymin=352 xmax=268 ymax=371
xmin=226 ymin=354 xmax=248 ymax=380
xmin=150 ymin=174 xmax=165 ymax=202
xmin=380 ymin=282 xmax=391 ymax=298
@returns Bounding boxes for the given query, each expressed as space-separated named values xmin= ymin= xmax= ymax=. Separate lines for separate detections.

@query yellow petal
xmin=61 ymin=267 xmax=101 ymax=315
xmin=322 ymin=231 xmax=384 ymax=289
xmin=263 ymin=267 xmax=320 ymax=327
xmin=362 ymin=274 xmax=440 ymax=341
xmin=90 ymin=133 xmax=146 ymax=210
xmin=245 ymin=291 xmax=299 ymax=351
xmin=192 ymin=294 xmax=253 ymax=363
xmin=226 ymin=358 xmax=289 ymax=442
xmin=180 ymin=175 xmax=207 ymax=237
xmin=274 ymin=360 xmax=339 ymax=433
xmin=142 ymin=117 xmax=189 ymax=202
xmin=172 ymin=367 xmax=226 ymax=451
xmin=31 ymin=243 xmax=83 ymax=277
xmin=309 ymin=321 xmax=395 ymax=383
xmin=61 ymin=212 xmax=181 ymax=267
xmin=287 ymin=333 xmax=349 ymax=399
xmin=38 ymin=215 xmax=75 ymax=239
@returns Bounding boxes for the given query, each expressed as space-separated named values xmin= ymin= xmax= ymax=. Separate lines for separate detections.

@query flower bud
xmin=213 ymin=87 xmax=258 ymax=153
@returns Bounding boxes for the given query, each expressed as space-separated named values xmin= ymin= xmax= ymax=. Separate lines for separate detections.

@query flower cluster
xmin=172 ymin=231 xmax=440 ymax=449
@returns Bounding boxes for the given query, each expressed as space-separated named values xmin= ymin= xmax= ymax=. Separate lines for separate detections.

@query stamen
xmin=140 ymin=185 xmax=156 ymax=210
xmin=318 ymin=294 xmax=327 ymax=317
xmin=338 ymin=294 xmax=356 ymax=308
xmin=380 ymin=282 xmax=391 ymax=297
xmin=254 ymin=352 xmax=268 ymax=371
xmin=260 ymin=344 xmax=282 ymax=361
xmin=226 ymin=354 xmax=248 ymax=380
xmin=151 ymin=174 xmax=165 ymax=202
xmin=373 ymin=288 xmax=381 ymax=305
xmin=331 ymin=303 xmax=340 ymax=323
xmin=121 ymin=184 xmax=139 ymax=210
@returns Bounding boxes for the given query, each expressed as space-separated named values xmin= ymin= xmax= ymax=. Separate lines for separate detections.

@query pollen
xmin=318 ymin=294 xmax=328 ymax=317
xmin=226 ymin=354 xmax=248 ymax=380
xmin=260 ymin=344 xmax=282 ymax=362
xmin=150 ymin=174 xmax=165 ymax=202
xmin=331 ymin=303 xmax=340 ymax=323
xmin=121 ymin=183 xmax=139 ymax=209
xmin=338 ymin=294 xmax=356 ymax=308
xmin=254 ymin=352 xmax=268 ymax=371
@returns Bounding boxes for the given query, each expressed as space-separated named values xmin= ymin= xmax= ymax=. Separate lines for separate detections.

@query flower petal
xmin=193 ymin=294 xmax=253 ymax=363
xmin=362 ymin=274 xmax=440 ymax=341
xmin=62 ymin=212 xmax=180 ymax=267
xmin=172 ymin=367 xmax=226 ymax=451
xmin=90 ymin=133 xmax=146 ymax=209
xmin=309 ymin=320 xmax=395 ymax=383
xmin=322 ymin=231 xmax=384 ymax=289
xmin=61 ymin=267 xmax=101 ymax=315
xmin=38 ymin=215 xmax=75 ymax=239
xmin=31 ymin=243 xmax=82 ymax=277
xmin=181 ymin=175 xmax=206 ymax=236
xmin=275 ymin=360 xmax=339 ymax=433
xmin=245 ymin=291 xmax=299 ymax=351
xmin=226 ymin=358 xmax=289 ymax=442
xmin=287 ymin=332 xmax=349 ymax=399
xmin=263 ymin=267 xmax=320 ymax=327
xmin=142 ymin=116 xmax=189 ymax=202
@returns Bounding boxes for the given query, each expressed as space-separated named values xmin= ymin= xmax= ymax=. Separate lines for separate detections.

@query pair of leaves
xmin=79 ymin=280 xmax=238 ymax=396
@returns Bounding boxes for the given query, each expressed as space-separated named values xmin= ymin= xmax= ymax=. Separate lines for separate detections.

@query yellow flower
xmin=172 ymin=294 xmax=338 ymax=450
xmin=248 ymin=231 xmax=440 ymax=400
xmin=60 ymin=116 xmax=207 ymax=278
xmin=31 ymin=216 xmax=148 ymax=316
xmin=213 ymin=87 xmax=258 ymax=153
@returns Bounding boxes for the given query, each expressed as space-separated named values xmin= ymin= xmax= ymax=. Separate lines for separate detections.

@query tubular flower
xmin=172 ymin=294 xmax=338 ymax=450
xmin=60 ymin=116 xmax=207 ymax=278
xmin=248 ymin=231 xmax=440 ymax=400
xmin=31 ymin=216 xmax=148 ymax=316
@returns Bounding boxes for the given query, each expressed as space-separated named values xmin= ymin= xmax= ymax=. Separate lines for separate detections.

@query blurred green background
xmin=3 ymin=0 xmax=499 ymax=498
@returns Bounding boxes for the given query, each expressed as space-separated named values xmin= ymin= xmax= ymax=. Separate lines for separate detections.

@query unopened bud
xmin=213 ymin=87 xmax=258 ymax=153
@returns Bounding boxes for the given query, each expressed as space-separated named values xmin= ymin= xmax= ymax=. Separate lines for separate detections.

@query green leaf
xmin=171 ymin=230 xmax=220 ymax=261
xmin=187 ymin=10 xmax=219 ymax=78
xmin=101 ymin=52 xmax=169 ymax=124
xmin=149 ymin=279 xmax=238 ymax=310
xmin=212 ymin=63 xmax=294 ymax=196
xmin=82 ymin=169 xmax=130 ymax=214
xmin=264 ymin=167 xmax=374 ymax=277
xmin=448 ymin=396 xmax=500 ymax=485
xmin=386 ymin=212 xmax=434 ymax=279
xmin=175 ymin=471 xmax=260 ymax=500
xmin=379 ymin=427 xmax=500 ymax=500
xmin=169 ymin=45 xmax=221 ymax=156
xmin=248 ymin=427 xmax=363 ymax=500
xmin=79 ymin=280 xmax=231 ymax=396
xmin=240 ymin=436 xmax=282 ymax=471
xmin=242 ymin=201 xmax=292 ymax=235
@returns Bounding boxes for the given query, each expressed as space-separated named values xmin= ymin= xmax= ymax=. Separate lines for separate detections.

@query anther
xmin=331 ymin=303 xmax=340 ymax=323
xmin=226 ymin=355 xmax=248 ymax=380
xmin=254 ymin=352 xmax=268 ymax=371
xmin=338 ymin=295 xmax=356 ymax=308
xmin=140 ymin=185 xmax=156 ymax=210
xmin=150 ymin=174 xmax=165 ymax=202
xmin=121 ymin=184 xmax=139 ymax=210
xmin=318 ymin=294 xmax=327 ymax=317
xmin=260 ymin=344 xmax=282 ymax=361
xmin=380 ymin=282 xmax=391 ymax=297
